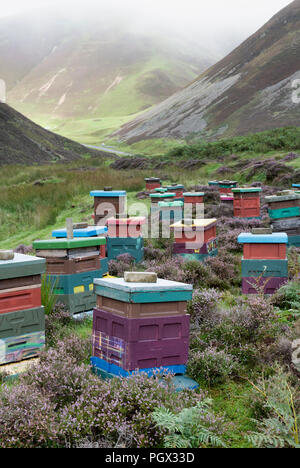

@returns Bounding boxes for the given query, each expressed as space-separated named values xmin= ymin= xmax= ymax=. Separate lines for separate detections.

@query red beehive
xmin=183 ymin=192 xmax=204 ymax=204
xmin=238 ymin=233 xmax=288 ymax=260
xmin=233 ymin=188 xmax=261 ymax=218
xmin=0 ymin=286 xmax=42 ymax=315
xmin=106 ymin=217 xmax=147 ymax=238
xmin=145 ymin=178 xmax=161 ymax=192
xmin=171 ymin=219 xmax=217 ymax=244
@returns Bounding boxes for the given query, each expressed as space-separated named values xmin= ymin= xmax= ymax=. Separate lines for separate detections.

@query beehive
xmin=90 ymin=190 xmax=127 ymax=226
xmin=145 ymin=178 xmax=161 ymax=191
xmin=171 ymin=219 xmax=218 ymax=262
xmin=218 ymin=180 xmax=238 ymax=194
xmin=106 ymin=217 xmax=147 ymax=238
xmin=232 ymin=187 xmax=261 ymax=219
xmin=238 ymin=232 xmax=288 ymax=295
xmin=106 ymin=237 xmax=144 ymax=263
xmin=266 ymin=192 xmax=300 ymax=246
xmin=166 ymin=185 xmax=185 ymax=200
xmin=156 ymin=201 xmax=183 ymax=223
xmin=208 ymin=181 xmax=219 ymax=187
xmin=0 ymin=253 xmax=46 ymax=365
xmin=91 ymin=274 xmax=193 ymax=377
xmin=171 ymin=219 xmax=217 ymax=244
xmin=149 ymin=192 xmax=176 ymax=205
xmin=33 ymin=237 xmax=107 ymax=315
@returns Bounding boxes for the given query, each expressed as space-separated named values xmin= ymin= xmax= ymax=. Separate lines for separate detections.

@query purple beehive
xmin=92 ymin=307 xmax=190 ymax=371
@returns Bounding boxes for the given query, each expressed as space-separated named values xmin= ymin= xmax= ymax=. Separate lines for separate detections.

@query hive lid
xmin=94 ymin=276 xmax=193 ymax=292
xmin=219 ymin=180 xmax=237 ymax=185
xmin=166 ymin=185 xmax=184 ymax=190
xmin=183 ymin=192 xmax=205 ymax=197
xmin=106 ymin=216 xmax=147 ymax=225
xmin=52 ymin=226 xmax=108 ymax=238
xmin=232 ymin=187 xmax=262 ymax=193
xmin=150 ymin=192 xmax=176 ymax=198
xmin=0 ymin=253 xmax=46 ymax=280
xmin=90 ymin=190 xmax=126 ymax=197
xmin=154 ymin=188 xmax=168 ymax=192
xmin=145 ymin=178 xmax=161 ymax=182
xmin=292 ymin=184 xmax=300 ymax=188
xmin=265 ymin=193 xmax=300 ymax=202
xmin=158 ymin=201 xmax=184 ymax=207
xmin=170 ymin=218 xmax=217 ymax=229
xmin=33 ymin=237 xmax=106 ymax=250
xmin=238 ymin=233 xmax=288 ymax=244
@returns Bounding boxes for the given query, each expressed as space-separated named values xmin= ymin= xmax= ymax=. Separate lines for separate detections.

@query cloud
xmin=0 ymin=0 xmax=292 ymax=54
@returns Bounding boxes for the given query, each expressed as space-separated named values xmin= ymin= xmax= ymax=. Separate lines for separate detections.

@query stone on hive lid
xmin=104 ymin=186 xmax=113 ymax=191
xmin=73 ymin=223 xmax=89 ymax=229
xmin=0 ymin=250 xmax=14 ymax=261
xmin=252 ymin=228 xmax=273 ymax=235
xmin=124 ymin=272 xmax=157 ymax=283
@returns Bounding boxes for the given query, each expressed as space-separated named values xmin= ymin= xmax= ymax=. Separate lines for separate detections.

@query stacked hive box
xmin=238 ymin=232 xmax=288 ymax=295
xmin=157 ymin=201 xmax=183 ymax=223
xmin=52 ymin=225 xmax=108 ymax=274
xmin=145 ymin=178 xmax=161 ymax=192
xmin=232 ymin=187 xmax=262 ymax=219
xmin=90 ymin=190 xmax=127 ymax=226
xmin=0 ymin=253 xmax=46 ymax=365
xmin=266 ymin=191 xmax=300 ymax=248
xmin=150 ymin=192 xmax=176 ymax=205
xmin=220 ymin=194 xmax=234 ymax=205
xmin=166 ymin=185 xmax=185 ymax=201
xmin=171 ymin=219 xmax=218 ymax=261
xmin=218 ymin=181 xmax=237 ymax=194
xmin=106 ymin=217 xmax=146 ymax=263
xmin=150 ymin=193 xmax=176 ymax=226
xmin=183 ymin=192 xmax=204 ymax=218
xmin=33 ymin=237 xmax=107 ymax=315
xmin=91 ymin=274 xmax=193 ymax=378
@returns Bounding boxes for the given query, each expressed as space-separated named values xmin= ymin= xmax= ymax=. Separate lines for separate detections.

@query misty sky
xmin=0 ymin=0 xmax=293 ymax=54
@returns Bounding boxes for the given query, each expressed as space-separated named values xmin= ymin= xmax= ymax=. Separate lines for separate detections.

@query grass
xmin=209 ymin=381 xmax=257 ymax=448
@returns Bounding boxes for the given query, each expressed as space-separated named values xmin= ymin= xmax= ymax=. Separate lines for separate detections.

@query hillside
xmin=0 ymin=103 xmax=108 ymax=165
xmin=1 ymin=7 xmax=217 ymax=140
xmin=114 ymin=0 xmax=300 ymax=143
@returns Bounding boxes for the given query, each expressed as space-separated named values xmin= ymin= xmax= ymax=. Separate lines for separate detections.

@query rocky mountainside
xmin=114 ymin=0 xmax=300 ymax=143
xmin=0 ymin=103 xmax=108 ymax=165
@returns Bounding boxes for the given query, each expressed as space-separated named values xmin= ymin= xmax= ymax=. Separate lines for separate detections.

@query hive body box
xmin=171 ymin=219 xmax=218 ymax=262
xmin=91 ymin=276 xmax=193 ymax=376
xmin=33 ymin=237 xmax=107 ymax=315
xmin=106 ymin=217 xmax=146 ymax=238
xmin=183 ymin=193 xmax=205 ymax=217
xmin=266 ymin=193 xmax=300 ymax=246
xmin=232 ymin=188 xmax=261 ymax=219
xmin=107 ymin=237 xmax=144 ymax=263
xmin=166 ymin=185 xmax=185 ymax=200
xmin=145 ymin=178 xmax=161 ymax=191
xmin=90 ymin=190 xmax=127 ymax=226
xmin=218 ymin=181 xmax=237 ymax=194
xmin=238 ymin=233 xmax=288 ymax=295
xmin=93 ymin=308 xmax=190 ymax=371
xmin=0 ymin=254 xmax=46 ymax=365
xmin=150 ymin=193 xmax=176 ymax=205
xmin=155 ymin=201 xmax=183 ymax=223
